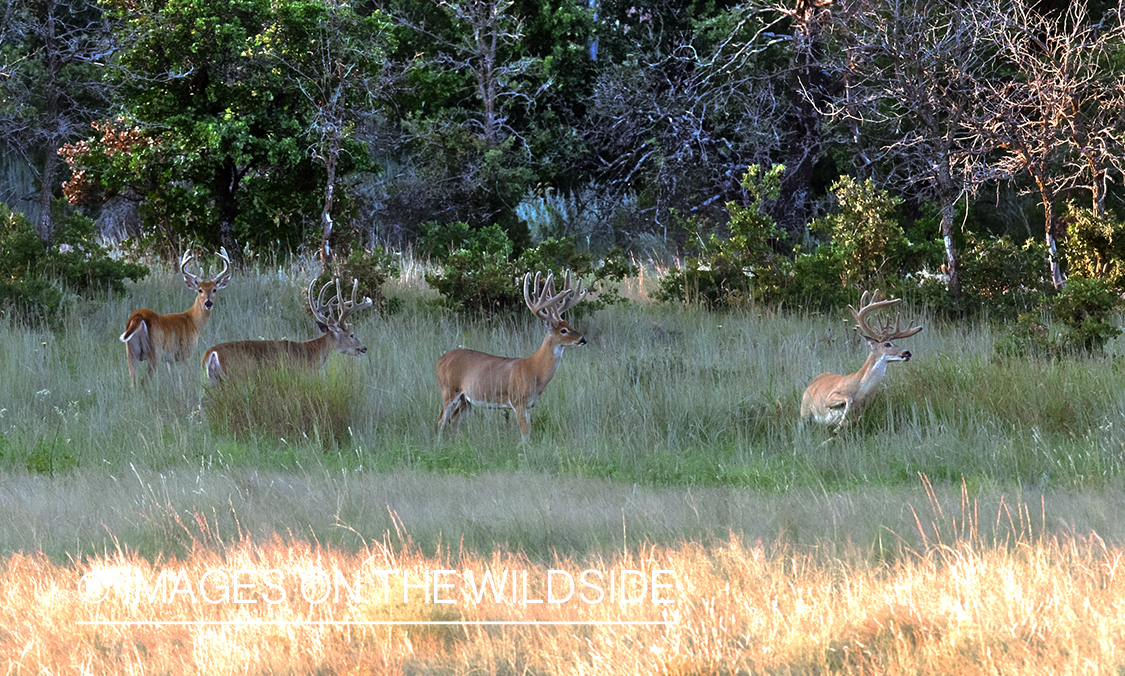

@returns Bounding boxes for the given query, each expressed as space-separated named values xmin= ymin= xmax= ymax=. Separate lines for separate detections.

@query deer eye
xmin=884 ymin=342 xmax=892 ymax=347
xmin=560 ymin=328 xmax=569 ymax=334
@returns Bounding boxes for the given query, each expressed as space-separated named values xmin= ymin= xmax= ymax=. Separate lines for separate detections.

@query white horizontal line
xmin=77 ymin=620 xmax=671 ymax=627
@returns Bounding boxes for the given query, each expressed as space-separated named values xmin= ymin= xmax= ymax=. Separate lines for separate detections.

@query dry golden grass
xmin=5 ymin=486 xmax=1125 ymax=675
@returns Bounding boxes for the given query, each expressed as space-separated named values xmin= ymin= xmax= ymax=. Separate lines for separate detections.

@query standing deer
xmin=800 ymin=290 xmax=923 ymax=430
xmin=437 ymin=270 xmax=587 ymax=440
xmin=202 ymin=277 xmax=373 ymax=385
xmin=120 ymin=248 xmax=231 ymax=387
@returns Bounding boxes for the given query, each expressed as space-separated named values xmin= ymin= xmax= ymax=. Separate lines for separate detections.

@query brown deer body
xmin=202 ymin=278 xmax=372 ymax=385
xmin=437 ymin=270 xmax=587 ymax=440
xmin=120 ymin=248 xmax=231 ymax=387
xmin=800 ymin=291 xmax=923 ymax=430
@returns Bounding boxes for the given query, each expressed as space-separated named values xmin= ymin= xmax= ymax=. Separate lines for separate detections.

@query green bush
xmin=422 ymin=220 xmax=634 ymax=317
xmin=315 ymin=246 xmax=402 ymax=315
xmin=808 ymin=176 xmax=916 ymax=294
xmin=419 ymin=221 xmax=512 ymax=262
xmin=1050 ymin=276 xmax=1122 ymax=353
xmin=995 ymin=276 xmax=1121 ymax=358
xmin=0 ymin=202 xmax=149 ymax=324
xmin=960 ymin=234 xmax=1052 ymax=320
xmin=1063 ymin=203 xmax=1125 ymax=289
xmin=656 ymin=165 xmax=785 ymax=308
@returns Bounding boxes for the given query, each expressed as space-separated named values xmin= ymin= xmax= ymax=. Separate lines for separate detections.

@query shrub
xmin=315 ymin=246 xmax=402 ymax=315
xmin=995 ymin=276 xmax=1121 ymax=358
xmin=656 ymin=165 xmax=785 ymax=308
xmin=0 ymin=202 xmax=149 ymax=324
xmin=1063 ymin=203 xmax=1125 ymax=289
xmin=422 ymin=221 xmax=634 ymax=317
xmin=808 ymin=175 xmax=943 ymax=302
xmin=959 ymin=234 xmax=1052 ymax=320
xmin=1050 ymin=276 xmax=1122 ymax=353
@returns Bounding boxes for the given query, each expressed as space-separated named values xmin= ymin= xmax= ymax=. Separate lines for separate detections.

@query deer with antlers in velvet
xmin=202 ymin=277 xmax=373 ymax=385
xmin=800 ymin=290 xmax=923 ymax=431
xmin=436 ymin=270 xmax=587 ymax=441
xmin=120 ymin=248 xmax=231 ymax=387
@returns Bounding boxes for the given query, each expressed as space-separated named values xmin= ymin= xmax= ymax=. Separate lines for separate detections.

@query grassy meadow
xmin=4 ymin=253 xmax=1125 ymax=673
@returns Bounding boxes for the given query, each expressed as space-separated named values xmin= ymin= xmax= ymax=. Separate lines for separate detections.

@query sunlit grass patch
xmin=6 ymin=486 xmax=1125 ymax=675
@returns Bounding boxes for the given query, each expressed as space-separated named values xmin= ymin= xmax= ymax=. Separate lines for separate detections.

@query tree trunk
xmin=775 ymin=0 xmax=827 ymax=239
xmin=1044 ymin=198 xmax=1063 ymax=288
xmin=320 ymin=137 xmax=339 ymax=274
xmin=37 ymin=0 xmax=59 ymax=241
xmin=216 ymin=158 xmax=242 ymax=265
xmin=938 ymin=194 xmax=962 ymax=298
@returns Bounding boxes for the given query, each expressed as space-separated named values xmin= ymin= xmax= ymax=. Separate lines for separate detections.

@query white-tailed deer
xmin=437 ymin=270 xmax=587 ymax=440
xmin=120 ymin=248 xmax=231 ymax=387
xmin=800 ymin=290 xmax=923 ymax=430
xmin=202 ymin=277 xmax=373 ymax=385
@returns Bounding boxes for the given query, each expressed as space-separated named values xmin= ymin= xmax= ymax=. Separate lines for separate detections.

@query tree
xmin=974 ymin=0 xmax=1125 ymax=287
xmin=582 ymin=1 xmax=788 ymax=242
xmin=773 ymin=0 xmax=834 ymax=238
xmin=377 ymin=0 xmax=555 ymax=243
xmin=825 ymin=0 xmax=1003 ymax=297
xmin=63 ymin=0 xmax=386 ymax=258
xmin=0 ymin=0 xmax=116 ymax=240
xmin=262 ymin=0 xmax=393 ymax=272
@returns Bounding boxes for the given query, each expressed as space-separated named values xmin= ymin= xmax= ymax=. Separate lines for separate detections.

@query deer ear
xmin=184 ymin=277 xmax=199 ymax=290
xmin=316 ymin=321 xmax=329 ymax=333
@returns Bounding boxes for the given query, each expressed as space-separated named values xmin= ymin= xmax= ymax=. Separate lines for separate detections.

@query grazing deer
xmin=120 ymin=248 xmax=231 ymax=387
xmin=202 ymin=277 xmax=373 ymax=385
xmin=437 ymin=270 xmax=587 ymax=440
xmin=800 ymin=290 xmax=923 ymax=430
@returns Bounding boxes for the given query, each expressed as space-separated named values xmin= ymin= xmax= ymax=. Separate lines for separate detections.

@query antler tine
xmin=213 ymin=246 xmax=232 ymax=283
xmin=524 ymin=271 xmax=570 ymax=323
xmin=179 ymin=249 xmax=200 ymax=283
xmin=523 ymin=271 xmax=545 ymax=315
xmin=552 ymin=269 xmax=587 ymax=317
xmin=888 ymin=311 xmax=924 ymax=340
xmin=848 ymin=289 xmax=903 ymax=341
xmin=310 ymin=278 xmax=336 ymax=325
xmin=336 ymin=278 xmax=373 ymax=324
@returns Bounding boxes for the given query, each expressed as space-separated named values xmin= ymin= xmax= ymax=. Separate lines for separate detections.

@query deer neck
xmin=525 ymin=331 xmax=565 ymax=385
xmin=186 ymin=298 xmax=212 ymax=329
xmin=301 ymin=333 xmax=334 ymax=365
xmin=853 ymin=350 xmax=891 ymax=400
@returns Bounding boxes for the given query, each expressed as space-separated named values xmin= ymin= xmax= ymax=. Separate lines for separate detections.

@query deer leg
xmin=439 ymin=393 xmax=467 ymax=436
xmin=515 ymin=403 xmax=531 ymax=440
xmin=832 ymin=398 xmax=852 ymax=433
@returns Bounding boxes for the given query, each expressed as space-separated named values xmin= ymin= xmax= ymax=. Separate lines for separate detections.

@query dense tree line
xmin=2 ymin=0 xmax=1125 ymax=316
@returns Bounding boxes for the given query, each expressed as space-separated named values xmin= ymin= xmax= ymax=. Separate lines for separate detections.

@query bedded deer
xmin=800 ymin=290 xmax=923 ymax=430
xmin=202 ymin=277 xmax=372 ymax=385
xmin=120 ymin=248 xmax=231 ymax=387
xmin=436 ymin=270 xmax=587 ymax=441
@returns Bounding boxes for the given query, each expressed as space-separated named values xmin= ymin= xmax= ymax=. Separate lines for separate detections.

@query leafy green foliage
xmin=960 ymin=235 xmax=1052 ymax=320
xmin=421 ymin=221 xmax=634 ymax=316
xmin=1063 ymin=202 xmax=1125 ymax=288
xmin=996 ymin=276 xmax=1122 ymax=357
xmin=0 ymin=203 xmax=148 ymax=324
xmin=1049 ymin=276 xmax=1122 ymax=353
xmin=65 ymin=0 xmax=387 ymax=253
xmin=656 ymin=165 xmax=785 ymax=308
xmin=314 ymin=246 xmax=402 ymax=316
xmin=25 ymin=436 xmax=78 ymax=475
xmin=809 ymin=176 xmax=914 ymax=292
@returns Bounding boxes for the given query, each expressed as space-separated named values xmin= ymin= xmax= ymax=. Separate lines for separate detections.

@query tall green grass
xmin=3 ymin=255 xmax=1125 ymax=493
